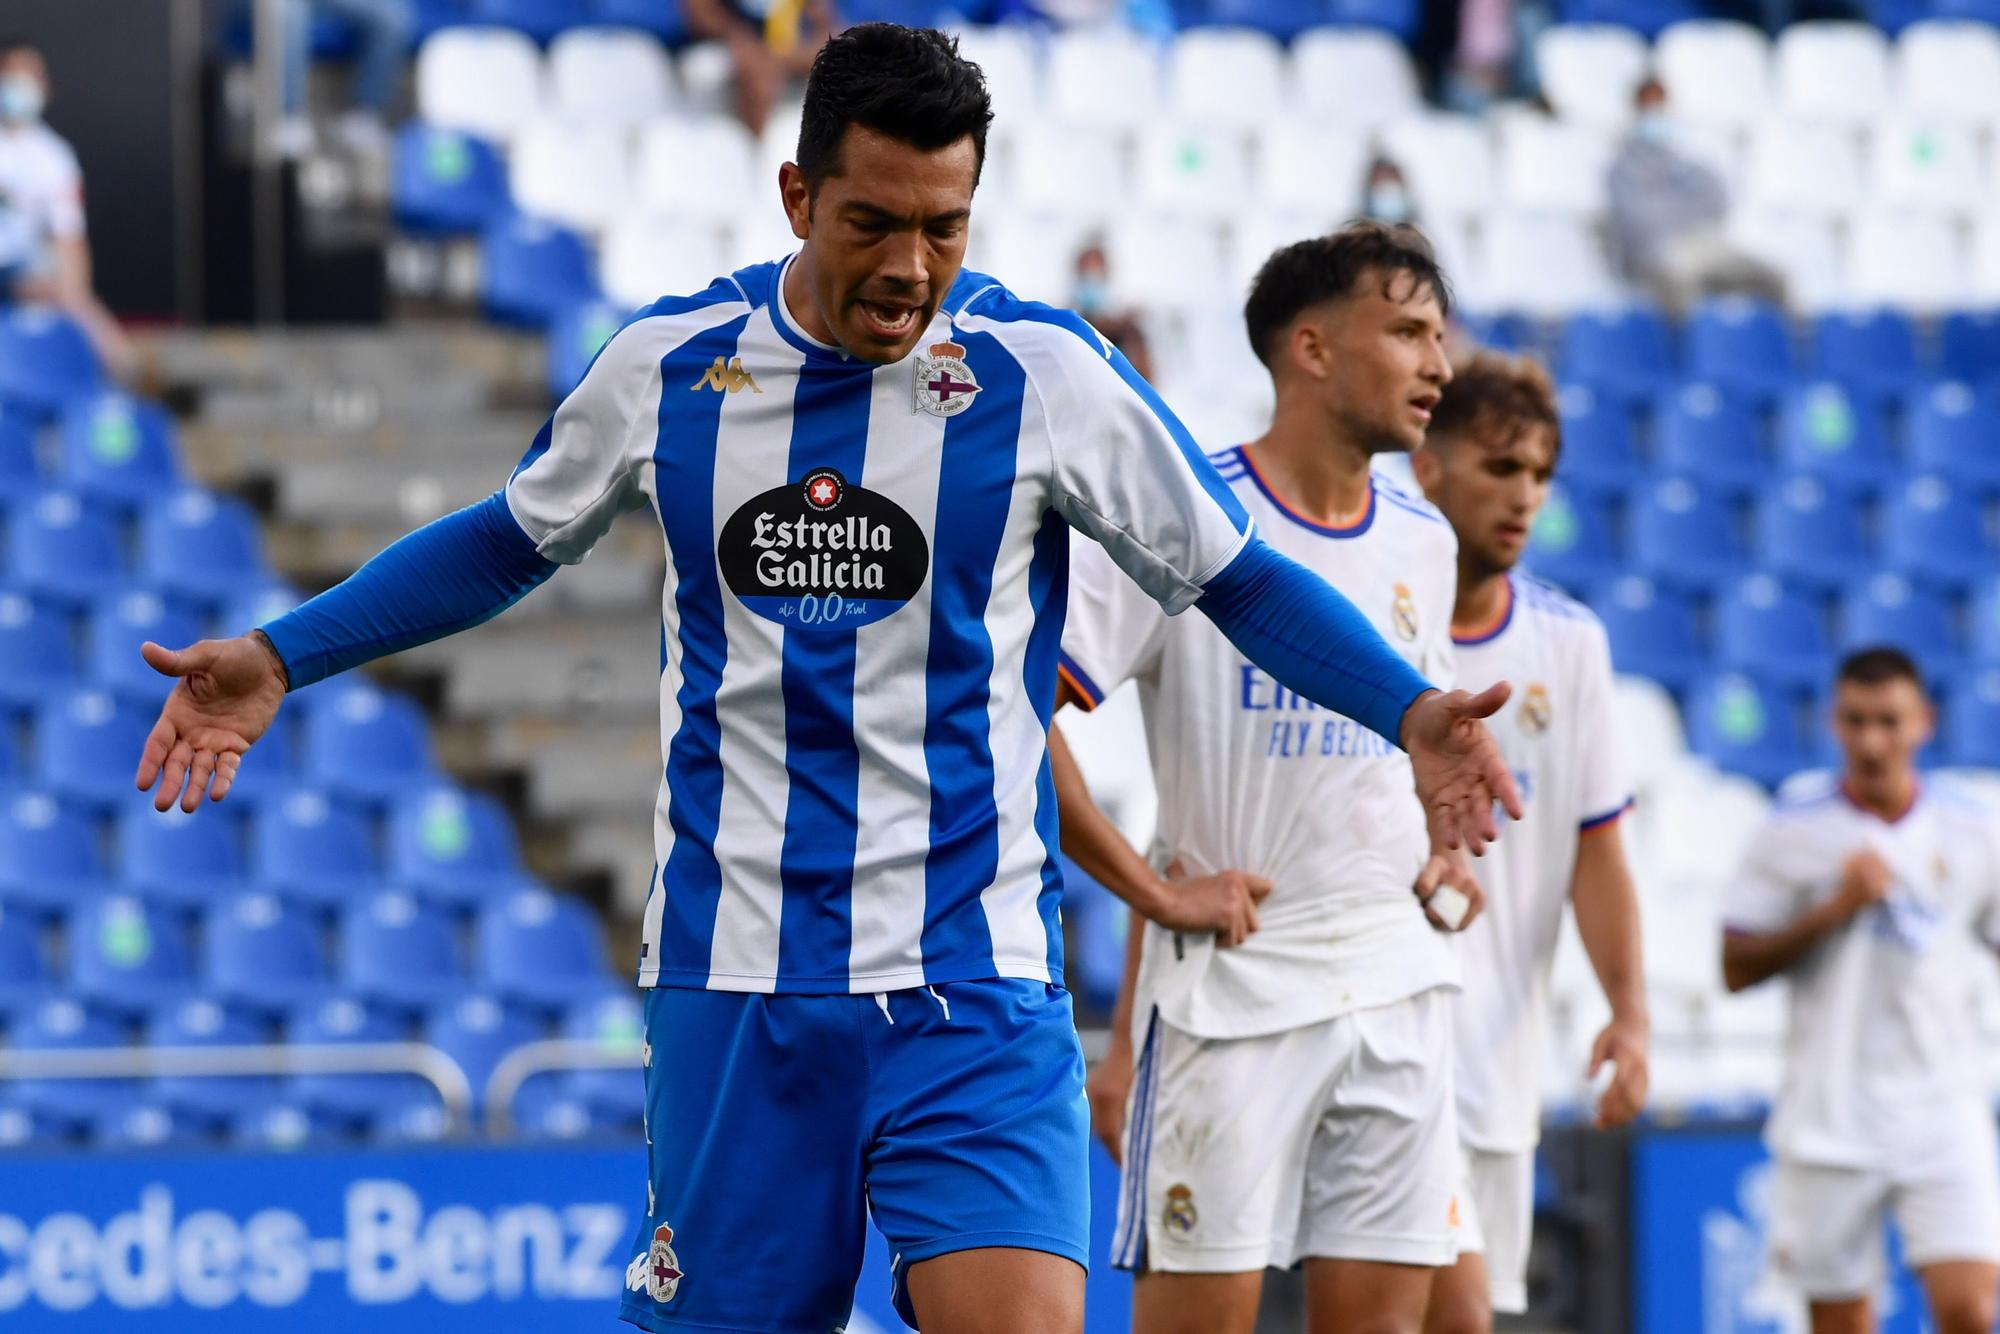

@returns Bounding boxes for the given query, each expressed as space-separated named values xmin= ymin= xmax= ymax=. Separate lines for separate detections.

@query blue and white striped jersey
xmin=504 ymin=257 xmax=1253 ymax=994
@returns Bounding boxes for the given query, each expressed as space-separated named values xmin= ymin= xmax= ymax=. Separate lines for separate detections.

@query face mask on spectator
xmin=1634 ymin=111 xmax=1670 ymax=145
xmin=0 ymin=76 xmax=43 ymax=125
xmin=1074 ymin=276 xmax=1111 ymax=316
xmin=1367 ymin=185 xmax=1412 ymax=224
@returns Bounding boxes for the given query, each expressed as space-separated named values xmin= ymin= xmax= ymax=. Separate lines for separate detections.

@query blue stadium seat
xmin=0 ymin=403 xmax=41 ymax=498
xmin=1933 ymin=0 xmax=2000 ymax=25
xmin=147 ymin=997 xmax=277 ymax=1123
xmin=36 ymin=687 xmax=158 ymax=809
xmin=1653 ymin=382 xmax=1768 ymax=494
xmin=1323 ymin=0 xmax=1420 ymax=37
xmin=0 ymin=307 xmax=102 ymax=418
xmin=392 ymin=124 xmax=510 ymax=236
xmin=116 ymin=800 xmax=247 ymax=908
xmin=0 ymin=1102 xmax=75 ymax=1149
xmin=589 ymin=0 xmax=686 ymax=40
xmin=213 ymin=580 xmax=303 ymax=640
xmin=136 ymin=489 xmax=269 ymax=607
xmin=1589 ymin=576 xmax=1703 ymax=689
xmin=387 ymin=781 xmax=523 ymax=905
xmin=1882 ymin=474 xmax=1995 ymax=592
xmin=1188 ymin=0 xmax=1332 ymax=38
xmin=513 ymin=1077 xmax=613 ymax=1140
xmin=423 ymin=994 xmax=544 ymax=1116
xmin=1812 ymin=310 xmax=1920 ymax=399
xmin=411 ymin=0 xmax=468 ymax=40
xmin=1559 ymin=306 xmax=1675 ymax=403
xmin=1524 ymin=480 xmax=1621 ymax=589
xmin=0 ymin=904 xmax=53 ymax=1018
xmin=229 ymin=1100 xmax=353 ymax=1150
xmin=287 ymin=996 xmax=424 ymax=1121
xmin=475 ymin=885 xmax=610 ymax=1008
xmin=482 ymin=213 xmax=599 ymax=328
xmin=1684 ymin=672 xmax=1812 ymax=788
xmin=1457 ymin=312 xmax=1534 ymax=353
xmin=466 ymin=0 xmax=589 ymax=40
xmin=57 ymin=391 xmax=182 ymax=510
xmin=8 ymin=998 xmax=135 ymax=1125
xmin=1972 ymin=578 xmax=2000 ymax=666
xmin=1777 ymin=381 xmax=1898 ymax=488
xmin=340 ymin=891 xmax=466 ymax=1012
xmin=1556 ymin=0 xmax=1700 ymax=35
xmin=1750 ymin=475 xmax=1874 ymax=593
xmin=1714 ymin=575 xmax=1830 ymax=688
xmin=69 ymin=894 xmax=193 ymax=1018
xmin=6 ymin=489 xmax=126 ymax=608
xmin=205 ymin=892 xmax=332 ymax=1015
xmin=548 ymin=298 xmax=629 ymax=402
xmin=1838 ymin=574 xmax=1956 ymax=682
xmin=557 ymin=990 xmax=642 ymax=1117
xmin=91 ymin=1101 xmax=214 ymax=1148
xmin=1686 ymin=297 xmax=1795 ymax=402
xmin=206 ymin=711 xmax=300 ymax=811
xmin=1628 ymin=475 xmax=1745 ymax=591
xmin=0 ymin=791 xmax=105 ymax=914
xmin=303 ymin=682 xmax=438 ymax=803
xmin=0 ymin=592 xmax=76 ymax=715
xmin=251 ymin=789 xmax=380 ymax=908
xmin=1907 ymin=380 xmax=2000 ymax=488
xmin=1944 ymin=668 xmax=2000 ymax=767
xmin=86 ymin=590 xmax=206 ymax=706
xmin=370 ymin=1085 xmax=453 ymax=1143
xmin=1939 ymin=312 xmax=2000 ymax=382
xmin=1554 ymin=385 xmax=1643 ymax=490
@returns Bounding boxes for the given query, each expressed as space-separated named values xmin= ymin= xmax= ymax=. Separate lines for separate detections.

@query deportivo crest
xmin=1163 ymin=1183 xmax=1198 ymax=1235
xmin=717 ymin=468 xmax=930 ymax=630
xmin=913 ymin=341 xmax=980 ymax=418
xmin=1391 ymin=583 xmax=1419 ymax=642
xmin=1519 ymin=682 xmax=1553 ymax=735
xmin=647 ymin=1224 xmax=684 ymax=1302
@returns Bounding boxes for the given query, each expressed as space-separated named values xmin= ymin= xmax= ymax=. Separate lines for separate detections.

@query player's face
xmin=1832 ymin=677 xmax=1933 ymax=791
xmin=781 ymin=126 xmax=976 ymax=365
xmin=1303 ymin=274 xmax=1451 ymax=454
xmin=1415 ymin=426 xmax=1556 ymax=576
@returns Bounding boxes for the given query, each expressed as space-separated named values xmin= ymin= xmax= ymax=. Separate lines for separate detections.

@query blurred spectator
xmin=0 ymin=38 xmax=135 ymax=380
xmin=279 ymin=0 xmax=413 ymax=156
xmin=1606 ymin=78 xmax=1784 ymax=315
xmin=1358 ymin=155 xmax=1417 ymax=227
xmin=1072 ymin=240 xmax=1112 ymax=320
xmin=685 ymin=0 xmax=834 ymax=134
xmin=1093 ymin=312 xmax=1154 ymax=382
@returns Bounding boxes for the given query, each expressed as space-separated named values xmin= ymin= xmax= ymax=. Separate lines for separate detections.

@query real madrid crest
xmin=914 ymin=340 xmax=980 ymax=418
xmin=1163 ymin=1183 xmax=1199 ymax=1235
xmin=647 ymin=1223 xmax=684 ymax=1303
xmin=1391 ymin=583 xmax=1419 ymax=642
xmin=1520 ymin=683 xmax=1553 ymax=735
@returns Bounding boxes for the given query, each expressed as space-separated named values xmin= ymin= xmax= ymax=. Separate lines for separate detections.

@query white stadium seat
xmin=1226 ymin=209 xmax=1344 ymax=302
xmin=1726 ymin=208 xmax=1847 ymax=314
xmin=1848 ymin=209 xmax=1964 ymax=313
xmin=1744 ymin=119 xmax=1864 ymax=217
xmin=547 ymin=27 xmax=675 ymax=131
xmin=600 ymin=217 xmax=727 ymax=310
xmin=1535 ymin=24 xmax=1650 ymax=129
xmin=1291 ymin=28 xmax=1420 ymax=128
xmin=1612 ymin=674 xmax=1688 ymax=797
xmin=1011 ymin=120 xmax=1131 ymax=221
xmin=1497 ymin=112 xmax=1615 ymax=214
xmin=1971 ymin=215 xmax=2000 ymax=306
xmin=510 ymin=118 xmax=631 ymax=235
xmin=1480 ymin=212 xmax=1616 ymax=316
xmin=1896 ymin=21 xmax=2000 ymax=127
xmin=961 ymin=212 xmax=1094 ymax=308
xmin=1378 ymin=115 xmax=1496 ymax=223
xmin=1136 ymin=123 xmax=1253 ymax=219
xmin=756 ymin=102 xmax=802 ymax=195
xmin=1108 ymin=215 xmax=1232 ymax=312
xmin=725 ymin=206 xmax=800 ymax=272
xmin=415 ymin=27 xmax=544 ymax=145
xmin=1775 ymin=21 xmax=1892 ymax=127
xmin=674 ymin=41 xmax=737 ymax=120
xmin=1655 ymin=20 xmax=1771 ymax=127
xmin=951 ymin=24 xmax=1043 ymax=127
xmin=1047 ymin=26 xmax=1163 ymax=130
xmin=635 ymin=115 xmax=759 ymax=223
xmin=1871 ymin=117 xmax=1987 ymax=215
xmin=1250 ymin=121 xmax=1367 ymax=219
xmin=1167 ymin=27 xmax=1286 ymax=128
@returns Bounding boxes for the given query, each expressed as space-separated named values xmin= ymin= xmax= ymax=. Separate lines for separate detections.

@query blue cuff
xmin=1196 ymin=536 xmax=1434 ymax=748
xmin=260 ymin=490 xmax=558 ymax=689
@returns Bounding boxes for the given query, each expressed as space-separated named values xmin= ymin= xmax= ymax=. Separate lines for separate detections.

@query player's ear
xmin=779 ymin=162 xmax=813 ymax=242
xmin=1290 ymin=319 xmax=1331 ymax=382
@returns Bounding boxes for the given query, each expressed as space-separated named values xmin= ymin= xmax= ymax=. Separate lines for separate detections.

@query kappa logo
xmin=1519 ymin=682 xmax=1553 ymax=735
xmin=690 ymin=356 xmax=762 ymax=394
xmin=1391 ymin=582 xmax=1419 ymax=642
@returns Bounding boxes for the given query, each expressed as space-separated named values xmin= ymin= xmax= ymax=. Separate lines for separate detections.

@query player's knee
xmin=1423 ymin=1296 xmax=1494 ymax=1334
xmin=1931 ymin=1290 xmax=1996 ymax=1334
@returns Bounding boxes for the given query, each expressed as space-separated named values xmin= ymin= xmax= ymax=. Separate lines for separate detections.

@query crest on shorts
xmin=1391 ymin=583 xmax=1419 ymax=642
xmin=647 ymin=1224 xmax=684 ymax=1303
xmin=1162 ymin=1183 xmax=1198 ymax=1235
xmin=1520 ymin=682 xmax=1553 ymax=735
xmin=914 ymin=341 xmax=980 ymax=418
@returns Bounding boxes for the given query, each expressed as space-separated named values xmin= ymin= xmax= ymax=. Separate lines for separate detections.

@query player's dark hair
xmin=1426 ymin=351 xmax=1563 ymax=465
xmin=796 ymin=24 xmax=991 ymax=192
xmin=1838 ymin=646 xmax=1926 ymax=692
xmin=1243 ymin=221 xmax=1452 ymax=369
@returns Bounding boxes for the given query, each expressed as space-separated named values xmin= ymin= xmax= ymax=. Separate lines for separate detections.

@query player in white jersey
xmin=1054 ymin=223 xmax=1485 ymax=1334
xmin=1406 ymin=354 xmax=1649 ymax=1333
xmin=1722 ymin=648 xmax=2000 ymax=1334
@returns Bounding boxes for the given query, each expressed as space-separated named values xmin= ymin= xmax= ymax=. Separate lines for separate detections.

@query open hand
xmin=133 ymin=635 xmax=288 ymax=812
xmin=1399 ymin=684 xmax=1524 ymax=855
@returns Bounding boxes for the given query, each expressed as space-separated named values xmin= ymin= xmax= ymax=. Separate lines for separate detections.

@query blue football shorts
xmin=617 ymin=977 xmax=1091 ymax=1334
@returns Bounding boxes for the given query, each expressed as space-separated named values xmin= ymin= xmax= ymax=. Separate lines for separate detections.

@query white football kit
xmin=1061 ymin=447 xmax=1462 ymax=1272
xmin=1725 ymin=778 xmax=2000 ymax=1299
xmin=1447 ymin=573 xmax=1632 ymax=1312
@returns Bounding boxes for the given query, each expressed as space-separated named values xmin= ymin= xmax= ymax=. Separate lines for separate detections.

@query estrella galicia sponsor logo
xmin=718 ymin=469 xmax=929 ymax=629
